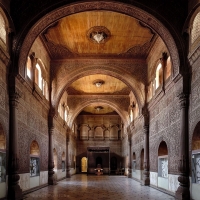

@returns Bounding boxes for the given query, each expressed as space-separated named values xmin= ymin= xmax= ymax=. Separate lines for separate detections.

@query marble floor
xmin=24 ymin=175 xmax=175 ymax=200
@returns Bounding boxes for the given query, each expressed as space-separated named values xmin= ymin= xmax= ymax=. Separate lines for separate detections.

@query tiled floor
xmin=24 ymin=175 xmax=175 ymax=200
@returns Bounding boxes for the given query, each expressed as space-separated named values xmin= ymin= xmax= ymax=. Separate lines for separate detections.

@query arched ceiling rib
xmin=18 ymin=1 xmax=180 ymax=78
xmin=68 ymin=99 xmax=129 ymax=128
xmin=52 ymin=66 xmax=145 ymax=113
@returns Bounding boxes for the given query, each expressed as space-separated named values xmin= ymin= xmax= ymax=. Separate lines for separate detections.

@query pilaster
xmin=142 ymin=106 xmax=150 ymax=186
xmin=48 ymin=113 xmax=57 ymax=185
xmin=66 ymin=129 xmax=71 ymax=178
xmin=175 ymin=93 xmax=190 ymax=200
xmin=7 ymin=90 xmax=23 ymax=200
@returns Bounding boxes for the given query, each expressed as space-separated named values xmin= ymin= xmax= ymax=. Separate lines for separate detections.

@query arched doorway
xmin=81 ymin=157 xmax=87 ymax=172
xmin=158 ymin=141 xmax=168 ymax=190
xmin=191 ymin=121 xmax=200 ymax=186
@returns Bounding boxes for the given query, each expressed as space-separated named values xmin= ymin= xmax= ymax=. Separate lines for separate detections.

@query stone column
xmin=142 ymin=106 xmax=150 ymax=185
xmin=175 ymin=93 xmax=190 ymax=200
xmin=142 ymin=125 xmax=150 ymax=185
xmin=66 ymin=130 xmax=71 ymax=178
xmin=7 ymin=91 xmax=23 ymax=200
xmin=48 ymin=115 xmax=56 ymax=185
xmin=128 ymin=137 xmax=132 ymax=178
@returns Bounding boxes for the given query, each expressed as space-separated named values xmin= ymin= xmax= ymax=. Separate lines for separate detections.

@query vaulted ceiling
xmin=38 ymin=11 xmax=158 ymax=118
xmin=43 ymin=11 xmax=155 ymax=57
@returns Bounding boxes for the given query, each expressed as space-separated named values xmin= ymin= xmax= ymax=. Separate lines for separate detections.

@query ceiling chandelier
xmin=92 ymin=32 xmax=107 ymax=43
xmin=95 ymin=106 xmax=103 ymax=111
xmin=93 ymin=79 xmax=105 ymax=88
xmin=87 ymin=26 xmax=111 ymax=44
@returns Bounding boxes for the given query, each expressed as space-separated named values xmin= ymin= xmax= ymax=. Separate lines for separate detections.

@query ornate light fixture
xmin=95 ymin=106 xmax=103 ymax=111
xmin=87 ymin=26 xmax=111 ymax=44
xmin=93 ymin=79 xmax=105 ymax=88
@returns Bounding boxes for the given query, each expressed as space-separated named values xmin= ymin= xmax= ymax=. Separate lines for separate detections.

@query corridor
xmin=24 ymin=175 xmax=174 ymax=200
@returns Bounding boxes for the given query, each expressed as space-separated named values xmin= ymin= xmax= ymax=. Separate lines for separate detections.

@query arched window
xmin=35 ymin=63 xmax=42 ymax=90
xmin=43 ymin=80 xmax=49 ymax=100
xmin=155 ymin=63 xmax=162 ymax=89
xmin=130 ymin=108 xmax=133 ymax=122
xmin=64 ymin=106 xmax=69 ymax=121
xmin=53 ymin=148 xmax=58 ymax=175
xmin=26 ymin=56 xmax=32 ymax=79
xmin=158 ymin=141 xmax=168 ymax=190
xmin=58 ymin=103 xmax=65 ymax=119
xmin=165 ymin=56 xmax=171 ymax=80
xmin=30 ymin=140 xmax=40 ymax=177
xmin=191 ymin=12 xmax=200 ymax=44
xmin=0 ymin=12 xmax=6 ymax=44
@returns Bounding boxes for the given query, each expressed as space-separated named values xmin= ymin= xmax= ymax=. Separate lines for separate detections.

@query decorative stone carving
xmin=0 ymin=85 xmax=5 ymax=109
xmin=150 ymin=171 xmax=158 ymax=186
xmin=19 ymin=173 xmax=30 ymax=191
xmin=18 ymin=1 xmax=180 ymax=79
xmin=40 ymin=171 xmax=48 ymax=185
xmin=168 ymin=174 xmax=179 ymax=193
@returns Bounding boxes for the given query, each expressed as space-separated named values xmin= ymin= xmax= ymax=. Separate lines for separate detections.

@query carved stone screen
xmin=158 ymin=156 xmax=168 ymax=178
xmin=132 ymin=160 xmax=136 ymax=172
xmin=192 ymin=153 xmax=200 ymax=184
xmin=62 ymin=161 xmax=65 ymax=172
xmin=0 ymin=152 xmax=6 ymax=182
xmin=30 ymin=157 xmax=40 ymax=177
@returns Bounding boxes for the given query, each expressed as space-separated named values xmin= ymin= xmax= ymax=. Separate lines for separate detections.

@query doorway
xmin=81 ymin=157 xmax=87 ymax=172
xmin=96 ymin=156 xmax=102 ymax=167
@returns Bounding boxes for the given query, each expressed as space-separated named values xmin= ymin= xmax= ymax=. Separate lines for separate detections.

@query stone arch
xmin=155 ymin=137 xmax=170 ymax=172
xmin=158 ymin=141 xmax=168 ymax=156
xmin=17 ymin=1 xmax=180 ymax=81
xmin=156 ymin=136 xmax=170 ymax=155
xmin=68 ymin=100 xmax=129 ymax=129
xmin=53 ymin=66 xmax=144 ymax=115
xmin=30 ymin=140 xmax=40 ymax=156
xmin=185 ymin=5 xmax=200 ymax=51
xmin=191 ymin=121 xmax=200 ymax=151
xmin=0 ymin=6 xmax=14 ymax=51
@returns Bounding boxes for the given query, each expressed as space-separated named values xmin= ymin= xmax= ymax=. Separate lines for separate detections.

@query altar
xmin=94 ymin=164 xmax=103 ymax=175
